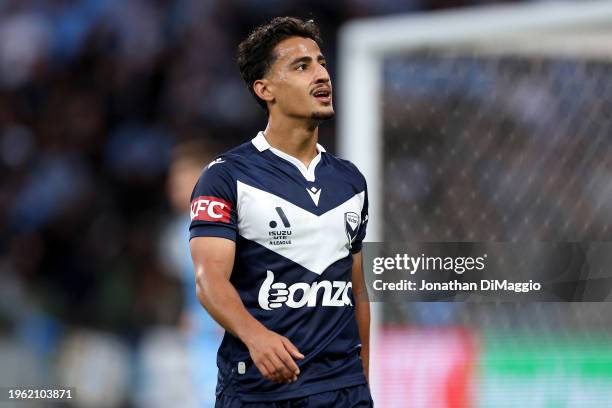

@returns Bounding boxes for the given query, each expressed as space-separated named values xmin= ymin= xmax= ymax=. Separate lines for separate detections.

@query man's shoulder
xmin=200 ymin=140 xmax=259 ymax=176
xmin=324 ymin=153 xmax=366 ymax=187
xmin=224 ymin=139 xmax=260 ymax=159
xmin=219 ymin=139 xmax=259 ymax=164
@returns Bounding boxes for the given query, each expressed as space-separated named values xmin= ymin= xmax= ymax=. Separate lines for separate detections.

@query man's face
xmin=264 ymin=36 xmax=334 ymax=121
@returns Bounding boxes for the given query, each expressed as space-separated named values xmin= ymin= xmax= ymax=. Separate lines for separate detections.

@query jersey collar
xmin=252 ymin=131 xmax=325 ymax=182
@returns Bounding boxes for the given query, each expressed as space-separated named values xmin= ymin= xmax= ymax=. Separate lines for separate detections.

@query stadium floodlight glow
xmin=338 ymin=1 xmax=612 ymax=402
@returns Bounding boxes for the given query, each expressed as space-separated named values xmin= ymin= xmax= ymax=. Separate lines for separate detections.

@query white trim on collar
xmin=251 ymin=131 xmax=270 ymax=152
xmin=252 ymin=131 xmax=326 ymax=153
xmin=251 ymin=131 xmax=325 ymax=182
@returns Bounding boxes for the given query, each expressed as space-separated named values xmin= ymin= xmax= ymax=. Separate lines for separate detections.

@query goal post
xmin=339 ymin=0 xmax=612 ymax=245
xmin=338 ymin=2 xmax=612 ymax=405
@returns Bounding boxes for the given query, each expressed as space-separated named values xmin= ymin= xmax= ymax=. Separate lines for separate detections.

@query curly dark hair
xmin=236 ymin=17 xmax=323 ymax=112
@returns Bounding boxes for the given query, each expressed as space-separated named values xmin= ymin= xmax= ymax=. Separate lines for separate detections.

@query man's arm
xmin=189 ymin=236 xmax=304 ymax=383
xmin=351 ymin=250 xmax=370 ymax=383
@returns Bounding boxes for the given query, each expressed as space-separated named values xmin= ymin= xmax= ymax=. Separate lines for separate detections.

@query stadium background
xmin=1 ymin=0 xmax=611 ymax=407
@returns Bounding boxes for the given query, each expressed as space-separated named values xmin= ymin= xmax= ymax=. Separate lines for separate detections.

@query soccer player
xmin=189 ymin=17 xmax=372 ymax=407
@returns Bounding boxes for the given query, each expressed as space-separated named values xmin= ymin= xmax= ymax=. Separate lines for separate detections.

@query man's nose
xmin=314 ymin=65 xmax=330 ymax=83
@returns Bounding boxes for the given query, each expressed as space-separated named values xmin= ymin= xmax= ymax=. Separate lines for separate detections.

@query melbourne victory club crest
xmin=344 ymin=212 xmax=360 ymax=247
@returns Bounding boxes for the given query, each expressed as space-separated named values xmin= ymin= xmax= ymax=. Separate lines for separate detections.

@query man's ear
xmin=253 ymin=79 xmax=275 ymax=104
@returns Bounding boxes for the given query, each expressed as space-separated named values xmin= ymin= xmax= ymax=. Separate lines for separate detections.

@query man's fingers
xmin=268 ymin=352 xmax=294 ymax=382
xmin=247 ymin=331 xmax=304 ymax=383
xmin=281 ymin=336 xmax=305 ymax=360
xmin=276 ymin=347 xmax=300 ymax=376
xmin=256 ymin=360 xmax=272 ymax=381
xmin=264 ymin=358 xmax=285 ymax=382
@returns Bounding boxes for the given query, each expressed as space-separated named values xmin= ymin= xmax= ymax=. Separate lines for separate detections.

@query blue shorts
xmin=215 ymin=383 xmax=374 ymax=407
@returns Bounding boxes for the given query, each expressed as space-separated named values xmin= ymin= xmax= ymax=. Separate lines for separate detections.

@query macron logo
xmin=190 ymin=196 xmax=232 ymax=222
xmin=307 ymin=186 xmax=321 ymax=206
xmin=208 ymin=158 xmax=225 ymax=169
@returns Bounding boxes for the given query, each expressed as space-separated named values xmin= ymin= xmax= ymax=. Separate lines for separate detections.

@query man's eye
xmin=297 ymin=64 xmax=307 ymax=71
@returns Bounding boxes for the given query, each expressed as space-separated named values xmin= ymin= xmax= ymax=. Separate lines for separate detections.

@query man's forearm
xmin=190 ymin=237 xmax=303 ymax=384
xmin=196 ymin=273 xmax=305 ymax=384
xmin=196 ymin=275 xmax=265 ymax=344
xmin=355 ymin=300 xmax=370 ymax=382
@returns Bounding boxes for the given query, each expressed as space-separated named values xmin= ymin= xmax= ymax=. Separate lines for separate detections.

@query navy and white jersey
xmin=189 ymin=131 xmax=369 ymax=402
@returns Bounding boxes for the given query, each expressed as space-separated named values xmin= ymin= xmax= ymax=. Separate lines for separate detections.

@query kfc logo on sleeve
xmin=190 ymin=196 xmax=232 ymax=223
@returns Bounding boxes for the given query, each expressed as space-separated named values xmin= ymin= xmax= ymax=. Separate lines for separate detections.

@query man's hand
xmin=244 ymin=327 xmax=304 ymax=383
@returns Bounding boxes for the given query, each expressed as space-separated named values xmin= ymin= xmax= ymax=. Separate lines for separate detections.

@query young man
xmin=189 ymin=17 xmax=372 ymax=407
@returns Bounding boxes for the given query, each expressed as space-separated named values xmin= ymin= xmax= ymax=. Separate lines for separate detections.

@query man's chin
xmin=311 ymin=109 xmax=335 ymax=121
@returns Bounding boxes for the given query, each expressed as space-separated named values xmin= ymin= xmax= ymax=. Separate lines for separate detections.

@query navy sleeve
xmin=189 ymin=158 xmax=237 ymax=241
xmin=350 ymin=173 xmax=369 ymax=254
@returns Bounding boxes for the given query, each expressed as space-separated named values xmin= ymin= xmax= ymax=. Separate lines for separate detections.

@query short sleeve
xmin=189 ymin=158 xmax=237 ymax=241
xmin=350 ymin=175 xmax=369 ymax=254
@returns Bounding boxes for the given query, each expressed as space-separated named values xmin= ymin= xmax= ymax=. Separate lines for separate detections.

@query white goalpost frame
xmin=337 ymin=1 xmax=612 ymax=401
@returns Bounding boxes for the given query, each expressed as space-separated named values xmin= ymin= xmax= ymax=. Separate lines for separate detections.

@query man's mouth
xmin=313 ymin=88 xmax=332 ymax=104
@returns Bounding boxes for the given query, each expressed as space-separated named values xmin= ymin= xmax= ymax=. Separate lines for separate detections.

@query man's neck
xmin=263 ymin=116 xmax=320 ymax=167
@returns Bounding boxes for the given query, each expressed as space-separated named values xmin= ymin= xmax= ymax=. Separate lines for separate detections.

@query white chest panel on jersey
xmin=237 ymin=181 xmax=365 ymax=275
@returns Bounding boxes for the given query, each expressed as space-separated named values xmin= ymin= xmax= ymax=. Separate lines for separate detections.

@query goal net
xmin=338 ymin=2 xmax=612 ymax=407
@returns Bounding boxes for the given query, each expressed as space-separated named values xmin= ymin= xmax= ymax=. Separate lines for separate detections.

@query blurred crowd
xmin=0 ymin=0 xmax=534 ymax=407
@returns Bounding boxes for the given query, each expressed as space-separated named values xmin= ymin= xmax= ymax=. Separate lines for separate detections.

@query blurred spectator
xmin=159 ymin=139 xmax=223 ymax=408
xmin=58 ymin=329 xmax=130 ymax=408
